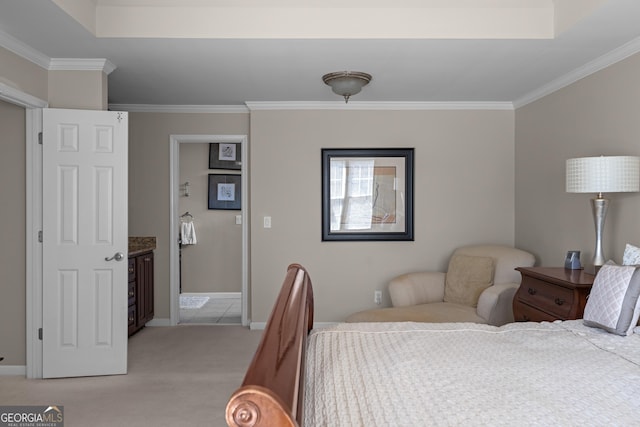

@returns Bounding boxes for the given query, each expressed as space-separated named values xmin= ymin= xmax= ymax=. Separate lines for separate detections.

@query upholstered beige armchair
xmin=346 ymin=245 xmax=536 ymax=326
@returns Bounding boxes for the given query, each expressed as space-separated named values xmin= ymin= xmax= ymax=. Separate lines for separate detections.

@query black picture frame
xmin=208 ymin=174 xmax=241 ymax=210
xmin=209 ymin=142 xmax=241 ymax=170
xmin=322 ymin=148 xmax=414 ymax=241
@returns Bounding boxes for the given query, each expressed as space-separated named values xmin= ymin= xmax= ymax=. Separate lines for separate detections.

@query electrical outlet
xmin=374 ymin=290 xmax=382 ymax=305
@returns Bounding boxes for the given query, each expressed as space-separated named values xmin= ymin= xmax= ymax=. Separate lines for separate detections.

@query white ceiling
xmin=1 ymin=0 xmax=640 ymax=108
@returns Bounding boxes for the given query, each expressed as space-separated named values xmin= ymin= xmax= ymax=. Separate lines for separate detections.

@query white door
xmin=42 ymin=108 xmax=128 ymax=378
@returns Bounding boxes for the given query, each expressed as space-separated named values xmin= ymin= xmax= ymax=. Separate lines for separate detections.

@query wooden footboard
xmin=226 ymin=264 xmax=314 ymax=427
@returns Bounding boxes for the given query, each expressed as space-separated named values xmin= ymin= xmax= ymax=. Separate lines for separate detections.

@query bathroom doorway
xmin=169 ymin=135 xmax=249 ymax=326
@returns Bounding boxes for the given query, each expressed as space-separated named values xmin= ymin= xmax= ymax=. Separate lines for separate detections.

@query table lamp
xmin=566 ymin=155 xmax=640 ymax=267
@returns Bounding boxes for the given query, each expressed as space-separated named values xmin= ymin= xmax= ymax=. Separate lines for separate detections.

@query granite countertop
xmin=129 ymin=236 xmax=156 ymax=257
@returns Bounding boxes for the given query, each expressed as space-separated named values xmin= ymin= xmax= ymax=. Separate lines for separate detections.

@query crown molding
xmin=0 ymin=30 xmax=50 ymax=69
xmin=0 ymin=82 xmax=48 ymax=108
xmin=245 ymin=101 xmax=514 ymax=111
xmin=49 ymin=58 xmax=117 ymax=74
xmin=108 ymin=104 xmax=250 ymax=113
xmin=514 ymin=35 xmax=640 ymax=109
xmin=0 ymin=30 xmax=117 ymax=74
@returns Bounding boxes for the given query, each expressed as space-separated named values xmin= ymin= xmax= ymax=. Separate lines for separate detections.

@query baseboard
xmin=146 ymin=318 xmax=171 ymax=327
xmin=181 ymin=292 xmax=240 ymax=299
xmin=250 ymin=322 xmax=266 ymax=330
xmin=0 ymin=365 xmax=26 ymax=376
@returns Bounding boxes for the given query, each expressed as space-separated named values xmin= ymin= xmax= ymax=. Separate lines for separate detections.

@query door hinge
xmin=38 ymin=328 xmax=43 ymax=340
xmin=38 ymin=132 xmax=43 ymax=145
xmin=38 ymin=230 xmax=43 ymax=243
xmin=117 ymin=112 xmax=124 ymax=123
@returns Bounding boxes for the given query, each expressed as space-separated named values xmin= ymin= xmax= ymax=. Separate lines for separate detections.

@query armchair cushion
xmin=389 ymin=272 xmax=446 ymax=307
xmin=443 ymin=254 xmax=495 ymax=307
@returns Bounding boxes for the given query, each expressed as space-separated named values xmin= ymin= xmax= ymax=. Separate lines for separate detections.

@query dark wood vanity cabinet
xmin=128 ymin=250 xmax=154 ymax=336
xmin=128 ymin=258 xmax=137 ymax=335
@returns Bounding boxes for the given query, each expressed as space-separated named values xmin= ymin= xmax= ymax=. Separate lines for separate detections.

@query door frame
xmin=169 ymin=135 xmax=249 ymax=326
xmin=0 ymin=83 xmax=48 ymax=378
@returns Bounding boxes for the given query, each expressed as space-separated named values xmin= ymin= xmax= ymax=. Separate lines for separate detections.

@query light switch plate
xmin=235 ymin=215 xmax=242 ymax=225
xmin=264 ymin=216 xmax=272 ymax=228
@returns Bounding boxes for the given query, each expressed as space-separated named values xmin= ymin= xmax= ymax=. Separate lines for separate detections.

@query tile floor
xmin=179 ymin=293 xmax=241 ymax=324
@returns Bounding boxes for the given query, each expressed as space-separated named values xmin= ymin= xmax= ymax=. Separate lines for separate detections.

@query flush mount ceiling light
xmin=322 ymin=71 xmax=372 ymax=103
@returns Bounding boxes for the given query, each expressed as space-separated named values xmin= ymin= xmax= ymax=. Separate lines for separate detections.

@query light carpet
xmin=0 ymin=325 xmax=262 ymax=426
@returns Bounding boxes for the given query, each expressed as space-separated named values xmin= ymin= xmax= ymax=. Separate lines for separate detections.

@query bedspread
xmin=304 ymin=320 xmax=640 ymax=427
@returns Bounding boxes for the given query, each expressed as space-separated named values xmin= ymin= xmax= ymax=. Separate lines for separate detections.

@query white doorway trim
xmin=169 ymin=135 xmax=249 ymax=326
xmin=0 ymin=82 xmax=48 ymax=378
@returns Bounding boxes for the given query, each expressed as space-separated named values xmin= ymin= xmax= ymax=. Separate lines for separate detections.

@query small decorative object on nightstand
xmin=564 ymin=250 xmax=582 ymax=270
xmin=513 ymin=267 xmax=595 ymax=322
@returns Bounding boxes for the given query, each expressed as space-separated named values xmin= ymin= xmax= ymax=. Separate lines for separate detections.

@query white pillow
xmin=622 ymin=243 xmax=640 ymax=265
xmin=583 ymin=263 xmax=640 ymax=336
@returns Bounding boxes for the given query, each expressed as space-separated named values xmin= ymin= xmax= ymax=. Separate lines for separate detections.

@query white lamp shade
xmin=566 ymin=156 xmax=640 ymax=193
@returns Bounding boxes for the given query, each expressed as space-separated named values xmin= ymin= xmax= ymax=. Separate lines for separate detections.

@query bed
xmin=226 ymin=264 xmax=640 ymax=427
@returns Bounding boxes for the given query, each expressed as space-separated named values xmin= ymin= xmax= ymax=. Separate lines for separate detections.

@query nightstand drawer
xmin=514 ymin=301 xmax=559 ymax=322
xmin=519 ymin=277 xmax=574 ymax=318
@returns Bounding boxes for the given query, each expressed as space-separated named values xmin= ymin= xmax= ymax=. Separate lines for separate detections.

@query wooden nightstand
xmin=513 ymin=267 xmax=595 ymax=322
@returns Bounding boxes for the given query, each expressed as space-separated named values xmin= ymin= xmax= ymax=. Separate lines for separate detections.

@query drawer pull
xmin=128 ymin=316 xmax=134 ymax=322
xmin=129 ymin=268 xmax=134 ymax=273
xmin=527 ymin=288 xmax=537 ymax=295
xmin=555 ymin=298 xmax=565 ymax=306
xmin=129 ymin=291 xmax=135 ymax=297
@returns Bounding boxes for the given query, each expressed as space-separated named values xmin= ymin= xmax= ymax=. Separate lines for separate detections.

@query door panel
xmin=42 ymin=108 xmax=128 ymax=378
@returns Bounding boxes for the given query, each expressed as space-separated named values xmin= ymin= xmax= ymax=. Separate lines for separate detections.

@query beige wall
xmin=0 ymin=100 xmax=26 ymax=365
xmin=179 ymin=143 xmax=242 ymax=293
xmin=128 ymin=112 xmax=249 ymax=318
xmin=249 ymin=109 xmax=516 ymax=321
xmin=0 ymin=47 xmax=47 ymax=100
xmin=48 ymin=70 xmax=108 ymax=110
xmin=515 ymin=52 xmax=640 ymax=267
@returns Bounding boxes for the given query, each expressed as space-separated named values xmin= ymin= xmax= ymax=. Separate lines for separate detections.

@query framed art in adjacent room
xmin=321 ymin=148 xmax=414 ymax=241
xmin=209 ymin=142 xmax=241 ymax=170
xmin=208 ymin=174 xmax=241 ymax=210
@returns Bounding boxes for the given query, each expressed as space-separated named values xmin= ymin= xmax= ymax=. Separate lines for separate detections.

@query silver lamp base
xmin=591 ymin=197 xmax=609 ymax=267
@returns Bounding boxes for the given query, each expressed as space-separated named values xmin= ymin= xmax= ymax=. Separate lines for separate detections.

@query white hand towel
xmin=181 ymin=221 xmax=197 ymax=245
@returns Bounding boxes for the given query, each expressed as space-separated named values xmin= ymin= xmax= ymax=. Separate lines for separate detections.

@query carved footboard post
xmin=226 ymin=264 xmax=314 ymax=427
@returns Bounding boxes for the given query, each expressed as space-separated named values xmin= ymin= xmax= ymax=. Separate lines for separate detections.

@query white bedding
xmin=304 ymin=320 xmax=640 ymax=427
